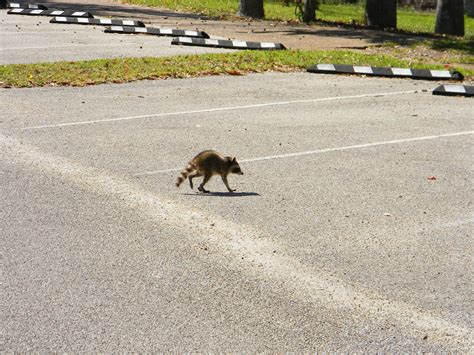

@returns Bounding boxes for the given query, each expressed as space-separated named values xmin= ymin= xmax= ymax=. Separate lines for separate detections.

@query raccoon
xmin=176 ymin=150 xmax=244 ymax=193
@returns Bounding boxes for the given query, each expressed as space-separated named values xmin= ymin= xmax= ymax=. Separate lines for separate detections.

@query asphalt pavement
xmin=1 ymin=71 xmax=473 ymax=351
xmin=0 ymin=10 xmax=231 ymax=64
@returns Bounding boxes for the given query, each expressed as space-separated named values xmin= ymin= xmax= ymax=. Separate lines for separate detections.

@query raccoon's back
xmin=192 ymin=150 xmax=228 ymax=174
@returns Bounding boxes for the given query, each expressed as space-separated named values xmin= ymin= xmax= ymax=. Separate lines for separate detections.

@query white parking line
xmin=134 ymin=131 xmax=474 ymax=176
xmin=1 ymin=31 xmax=70 ymax=35
xmin=416 ymin=216 xmax=474 ymax=238
xmin=1 ymin=43 xmax=144 ymax=51
xmin=19 ymin=89 xmax=422 ymax=131
xmin=439 ymin=217 xmax=474 ymax=228
xmin=1 ymin=132 xmax=472 ymax=349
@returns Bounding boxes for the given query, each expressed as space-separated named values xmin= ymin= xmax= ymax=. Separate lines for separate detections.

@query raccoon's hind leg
xmin=198 ymin=173 xmax=212 ymax=193
xmin=188 ymin=171 xmax=202 ymax=189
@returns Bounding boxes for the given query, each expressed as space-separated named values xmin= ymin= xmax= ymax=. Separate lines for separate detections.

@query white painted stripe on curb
xmin=134 ymin=131 xmax=474 ymax=176
xmin=1 ymin=133 xmax=472 ymax=350
xmin=392 ymin=68 xmax=412 ymax=76
xmin=232 ymin=40 xmax=248 ymax=47
xmin=317 ymin=64 xmax=336 ymax=71
xmin=430 ymin=70 xmax=452 ymax=78
xmin=444 ymin=85 xmax=467 ymax=94
xmin=178 ymin=36 xmax=192 ymax=43
xmin=184 ymin=30 xmax=198 ymax=36
xmin=206 ymin=39 xmax=219 ymax=46
xmin=260 ymin=42 xmax=277 ymax=48
xmin=353 ymin=66 xmax=373 ymax=74
xmin=19 ymin=90 xmax=421 ymax=131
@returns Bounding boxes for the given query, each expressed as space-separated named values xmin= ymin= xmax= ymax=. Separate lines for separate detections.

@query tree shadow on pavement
xmin=41 ymin=0 xmax=206 ymax=20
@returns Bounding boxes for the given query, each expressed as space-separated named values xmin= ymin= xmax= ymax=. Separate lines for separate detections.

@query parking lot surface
xmin=1 ymin=72 xmax=473 ymax=351
xmin=0 ymin=10 xmax=231 ymax=64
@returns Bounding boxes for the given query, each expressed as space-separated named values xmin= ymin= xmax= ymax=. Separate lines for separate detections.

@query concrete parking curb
xmin=432 ymin=85 xmax=474 ymax=97
xmin=171 ymin=37 xmax=286 ymax=50
xmin=8 ymin=8 xmax=93 ymax=17
xmin=8 ymin=2 xmax=46 ymax=9
xmin=307 ymin=64 xmax=464 ymax=81
xmin=105 ymin=25 xmax=209 ymax=38
xmin=51 ymin=16 xmax=144 ymax=27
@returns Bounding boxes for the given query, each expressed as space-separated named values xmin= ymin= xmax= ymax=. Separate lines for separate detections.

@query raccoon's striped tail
xmin=176 ymin=162 xmax=196 ymax=188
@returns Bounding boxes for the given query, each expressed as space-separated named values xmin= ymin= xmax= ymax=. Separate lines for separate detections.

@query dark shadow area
xmin=255 ymin=25 xmax=472 ymax=54
xmin=183 ymin=191 xmax=260 ymax=197
xmin=429 ymin=37 xmax=474 ymax=55
xmin=256 ymin=27 xmax=430 ymax=46
xmin=310 ymin=18 xmax=443 ymax=39
xmin=40 ymin=0 xmax=207 ymax=20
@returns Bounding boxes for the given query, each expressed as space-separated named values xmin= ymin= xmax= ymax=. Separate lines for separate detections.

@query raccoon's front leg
xmin=222 ymin=175 xmax=236 ymax=193
xmin=198 ymin=173 xmax=211 ymax=193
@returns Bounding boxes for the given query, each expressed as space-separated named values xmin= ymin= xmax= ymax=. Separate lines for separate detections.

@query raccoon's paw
xmin=198 ymin=186 xmax=209 ymax=193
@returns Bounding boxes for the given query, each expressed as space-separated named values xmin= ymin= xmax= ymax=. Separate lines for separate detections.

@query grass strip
xmin=1 ymin=50 xmax=471 ymax=88
xmin=121 ymin=0 xmax=474 ymax=37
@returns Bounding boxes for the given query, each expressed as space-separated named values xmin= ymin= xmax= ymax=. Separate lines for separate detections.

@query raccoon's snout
xmin=232 ymin=166 xmax=243 ymax=175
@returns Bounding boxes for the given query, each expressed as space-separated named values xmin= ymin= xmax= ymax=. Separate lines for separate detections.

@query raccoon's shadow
xmin=184 ymin=191 xmax=260 ymax=197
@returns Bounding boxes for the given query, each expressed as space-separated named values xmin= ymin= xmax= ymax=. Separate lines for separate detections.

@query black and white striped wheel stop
xmin=8 ymin=8 xmax=93 ymax=17
xmin=8 ymin=2 xmax=47 ymax=9
xmin=432 ymin=85 xmax=473 ymax=97
xmin=104 ymin=25 xmax=209 ymax=39
xmin=51 ymin=16 xmax=144 ymax=27
xmin=307 ymin=64 xmax=464 ymax=81
xmin=171 ymin=37 xmax=286 ymax=50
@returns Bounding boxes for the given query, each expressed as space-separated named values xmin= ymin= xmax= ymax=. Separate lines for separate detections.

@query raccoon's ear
xmin=232 ymin=157 xmax=237 ymax=162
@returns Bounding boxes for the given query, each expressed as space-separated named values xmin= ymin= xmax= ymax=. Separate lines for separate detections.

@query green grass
xmin=424 ymin=37 xmax=474 ymax=55
xmin=121 ymin=0 xmax=474 ymax=36
xmin=1 ymin=50 xmax=471 ymax=88
xmin=395 ymin=7 xmax=473 ymax=35
xmin=122 ymin=0 xmax=238 ymax=17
